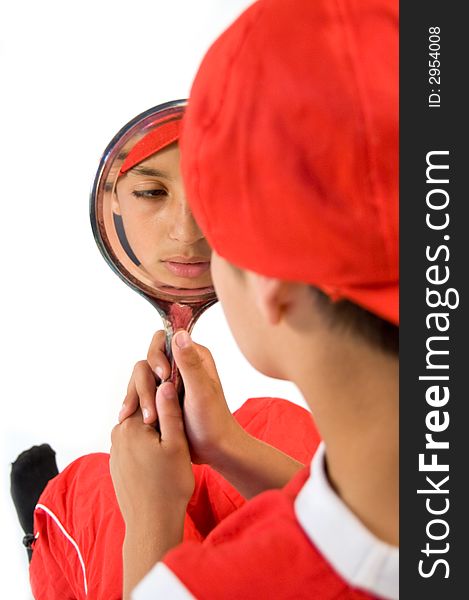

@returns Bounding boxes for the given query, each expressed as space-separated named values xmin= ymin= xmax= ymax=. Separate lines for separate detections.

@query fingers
xmin=172 ymin=330 xmax=218 ymax=396
xmin=119 ymin=361 xmax=158 ymax=425
xmin=119 ymin=330 xmax=173 ymax=426
xmin=118 ymin=381 xmax=139 ymax=423
xmin=147 ymin=330 xmax=171 ymax=381
xmin=112 ymin=409 xmax=147 ymax=444
xmin=156 ymin=382 xmax=186 ymax=445
xmin=119 ymin=330 xmax=216 ymax=430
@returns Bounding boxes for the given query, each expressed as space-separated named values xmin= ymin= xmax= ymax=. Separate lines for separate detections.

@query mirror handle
xmin=161 ymin=300 xmax=217 ymax=406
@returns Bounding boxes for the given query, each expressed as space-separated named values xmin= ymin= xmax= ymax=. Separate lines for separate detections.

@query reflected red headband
xmin=120 ymin=118 xmax=181 ymax=174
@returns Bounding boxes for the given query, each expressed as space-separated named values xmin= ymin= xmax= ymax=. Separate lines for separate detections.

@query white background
xmin=0 ymin=2 xmax=306 ymax=598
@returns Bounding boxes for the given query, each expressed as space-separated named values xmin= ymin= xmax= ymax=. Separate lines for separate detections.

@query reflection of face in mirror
xmin=92 ymin=102 xmax=217 ymax=401
xmin=112 ymin=135 xmax=212 ymax=291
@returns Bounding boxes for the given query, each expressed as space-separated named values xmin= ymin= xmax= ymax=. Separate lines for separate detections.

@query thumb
xmin=172 ymin=330 xmax=207 ymax=396
xmin=156 ymin=382 xmax=186 ymax=443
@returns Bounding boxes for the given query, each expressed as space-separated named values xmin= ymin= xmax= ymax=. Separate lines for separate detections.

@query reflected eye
xmin=132 ymin=189 xmax=167 ymax=199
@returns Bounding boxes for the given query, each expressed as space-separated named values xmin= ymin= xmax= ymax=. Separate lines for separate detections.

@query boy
xmin=111 ymin=0 xmax=399 ymax=598
xmin=28 ymin=117 xmax=320 ymax=598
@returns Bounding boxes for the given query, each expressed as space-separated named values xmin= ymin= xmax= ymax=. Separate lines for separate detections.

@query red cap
xmin=181 ymin=0 xmax=398 ymax=325
xmin=120 ymin=118 xmax=181 ymax=174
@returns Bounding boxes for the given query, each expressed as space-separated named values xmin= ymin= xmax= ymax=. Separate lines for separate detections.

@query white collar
xmin=294 ymin=443 xmax=399 ymax=600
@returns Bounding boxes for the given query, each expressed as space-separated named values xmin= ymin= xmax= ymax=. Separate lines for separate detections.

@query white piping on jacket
xmin=35 ymin=503 xmax=88 ymax=596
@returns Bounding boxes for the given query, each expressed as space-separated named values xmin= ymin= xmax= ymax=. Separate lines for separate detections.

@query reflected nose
xmin=168 ymin=198 xmax=204 ymax=245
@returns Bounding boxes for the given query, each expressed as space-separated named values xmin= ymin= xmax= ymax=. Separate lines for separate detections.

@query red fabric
xmin=181 ymin=0 xmax=398 ymax=325
xmin=120 ymin=118 xmax=181 ymax=174
xmin=164 ymin=469 xmax=378 ymax=600
xmin=30 ymin=398 xmax=320 ymax=599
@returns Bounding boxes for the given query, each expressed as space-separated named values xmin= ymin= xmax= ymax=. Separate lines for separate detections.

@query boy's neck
xmin=292 ymin=332 xmax=399 ymax=546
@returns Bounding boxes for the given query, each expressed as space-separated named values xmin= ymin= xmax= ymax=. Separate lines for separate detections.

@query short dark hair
xmin=311 ymin=288 xmax=399 ymax=355
xmin=227 ymin=261 xmax=398 ymax=354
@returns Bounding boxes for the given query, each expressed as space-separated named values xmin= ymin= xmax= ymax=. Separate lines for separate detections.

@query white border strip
xmin=35 ymin=503 xmax=88 ymax=596
xmin=294 ymin=444 xmax=399 ymax=600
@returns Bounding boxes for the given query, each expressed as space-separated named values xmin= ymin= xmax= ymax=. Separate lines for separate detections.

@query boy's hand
xmin=119 ymin=329 xmax=243 ymax=467
xmin=110 ymin=384 xmax=194 ymax=598
xmin=110 ymin=383 xmax=194 ymax=526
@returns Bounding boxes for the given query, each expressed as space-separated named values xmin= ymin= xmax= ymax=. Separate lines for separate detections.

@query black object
xmin=10 ymin=443 xmax=59 ymax=561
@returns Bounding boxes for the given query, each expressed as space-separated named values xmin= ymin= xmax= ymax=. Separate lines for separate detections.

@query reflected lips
xmin=163 ymin=258 xmax=210 ymax=278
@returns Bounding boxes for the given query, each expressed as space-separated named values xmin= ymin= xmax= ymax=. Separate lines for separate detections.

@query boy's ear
xmin=250 ymin=274 xmax=298 ymax=325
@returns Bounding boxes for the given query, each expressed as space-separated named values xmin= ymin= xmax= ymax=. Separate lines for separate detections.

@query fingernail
xmin=155 ymin=366 xmax=164 ymax=380
xmin=175 ymin=330 xmax=191 ymax=349
xmin=118 ymin=404 xmax=125 ymax=422
xmin=160 ymin=382 xmax=177 ymax=399
xmin=142 ymin=408 xmax=150 ymax=421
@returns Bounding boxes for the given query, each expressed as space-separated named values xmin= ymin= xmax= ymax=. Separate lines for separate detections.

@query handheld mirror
xmin=90 ymin=100 xmax=217 ymax=402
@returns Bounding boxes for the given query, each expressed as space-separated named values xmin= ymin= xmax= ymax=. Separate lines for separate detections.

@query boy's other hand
xmin=170 ymin=330 xmax=243 ymax=465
